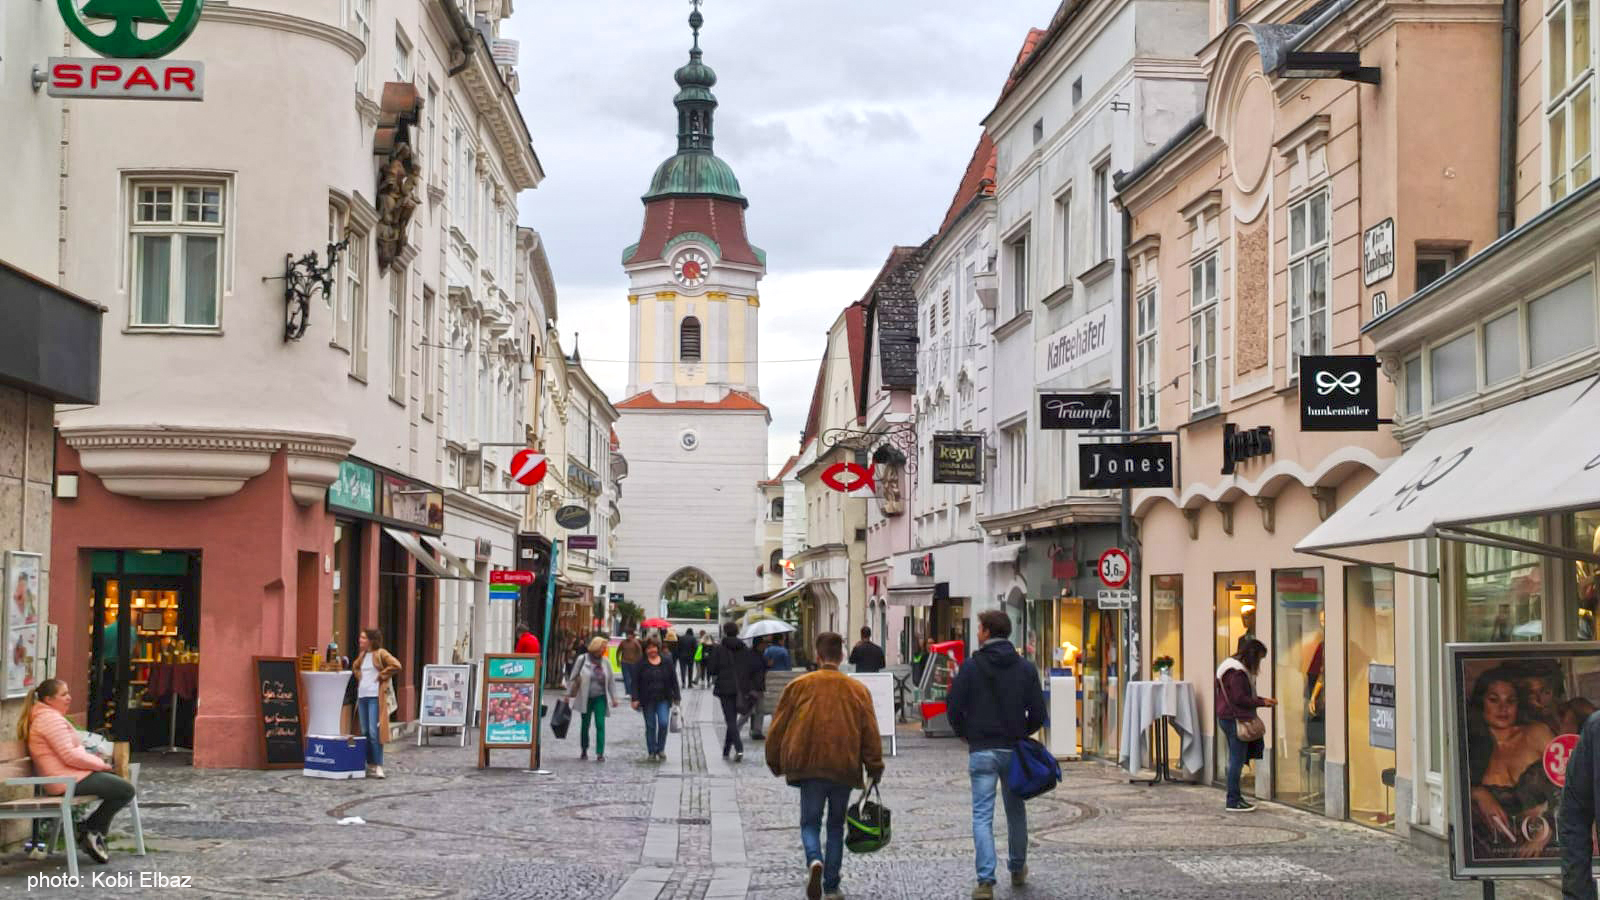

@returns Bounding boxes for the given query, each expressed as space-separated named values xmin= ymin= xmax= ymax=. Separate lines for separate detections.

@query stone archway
xmin=660 ymin=566 xmax=719 ymax=620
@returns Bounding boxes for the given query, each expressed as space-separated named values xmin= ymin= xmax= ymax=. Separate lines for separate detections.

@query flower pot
xmin=1157 ymin=670 xmax=1174 ymax=682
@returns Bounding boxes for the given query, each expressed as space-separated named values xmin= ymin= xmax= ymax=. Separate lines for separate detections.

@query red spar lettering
xmin=166 ymin=67 xmax=196 ymax=92
xmin=125 ymin=66 xmax=159 ymax=90
xmin=52 ymin=63 xmax=84 ymax=89
xmin=91 ymin=65 xmax=121 ymax=88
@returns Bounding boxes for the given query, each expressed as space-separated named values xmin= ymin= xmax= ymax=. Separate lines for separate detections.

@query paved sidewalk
xmin=0 ymin=682 xmax=1549 ymax=898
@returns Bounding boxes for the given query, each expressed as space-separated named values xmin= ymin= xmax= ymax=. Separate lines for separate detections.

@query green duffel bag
xmin=845 ymin=782 xmax=891 ymax=853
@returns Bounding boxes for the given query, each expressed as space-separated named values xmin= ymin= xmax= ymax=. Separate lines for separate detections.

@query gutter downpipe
xmin=1497 ymin=0 xmax=1518 ymax=236
xmin=1119 ymin=204 xmax=1139 ymax=680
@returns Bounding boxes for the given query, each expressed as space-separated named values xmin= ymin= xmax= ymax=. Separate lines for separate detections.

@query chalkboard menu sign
xmin=253 ymin=656 xmax=305 ymax=769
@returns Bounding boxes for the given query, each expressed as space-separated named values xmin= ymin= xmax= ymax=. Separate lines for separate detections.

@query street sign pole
xmin=529 ymin=540 xmax=560 ymax=775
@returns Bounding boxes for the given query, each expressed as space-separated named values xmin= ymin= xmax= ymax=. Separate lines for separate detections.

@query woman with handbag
xmin=632 ymin=637 xmax=681 ymax=761
xmin=1215 ymin=636 xmax=1275 ymax=812
xmin=566 ymin=636 xmax=619 ymax=761
xmin=351 ymin=628 xmax=402 ymax=779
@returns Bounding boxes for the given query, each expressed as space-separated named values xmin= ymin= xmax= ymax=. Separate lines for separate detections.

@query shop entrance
xmin=1213 ymin=571 xmax=1258 ymax=786
xmin=1081 ymin=597 xmax=1122 ymax=759
xmin=87 ymin=550 xmax=200 ymax=757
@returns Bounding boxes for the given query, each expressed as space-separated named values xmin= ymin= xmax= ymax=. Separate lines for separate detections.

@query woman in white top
xmin=350 ymin=628 xmax=402 ymax=778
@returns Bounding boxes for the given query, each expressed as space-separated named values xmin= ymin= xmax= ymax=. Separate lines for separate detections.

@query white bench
xmin=0 ymin=740 xmax=146 ymax=877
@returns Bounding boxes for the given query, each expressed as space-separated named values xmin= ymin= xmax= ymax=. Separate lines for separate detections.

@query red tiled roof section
xmin=1004 ymin=27 xmax=1050 ymax=96
xmin=800 ymin=358 xmax=826 ymax=443
xmin=760 ymin=455 xmax=800 ymax=485
xmin=937 ymin=133 xmax=997 ymax=236
xmin=624 ymin=197 xmax=761 ymax=266
xmin=614 ymin=389 xmax=769 ymax=412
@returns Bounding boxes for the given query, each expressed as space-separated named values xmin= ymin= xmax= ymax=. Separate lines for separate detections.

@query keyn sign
xmin=508 ymin=449 xmax=547 ymax=487
xmin=46 ymin=58 xmax=204 ymax=100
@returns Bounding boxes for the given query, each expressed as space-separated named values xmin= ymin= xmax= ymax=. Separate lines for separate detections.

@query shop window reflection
xmin=1152 ymin=575 xmax=1183 ymax=753
xmin=1273 ymin=568 xmax=1326 ymax=813
xmin=1213 ymin=572 xmax=1257 ymax=787
xmin=1462 ymin=518 xmax=1543 ymax=642
xmin=1347 ymin=565 xmax=1397 ymax=829
xmin=1571 ymin=510 xmax=1600 ymax=640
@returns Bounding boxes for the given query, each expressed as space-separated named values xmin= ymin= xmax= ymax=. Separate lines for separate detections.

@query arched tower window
xmin=680 ymin=316 xmax=702 ymax=362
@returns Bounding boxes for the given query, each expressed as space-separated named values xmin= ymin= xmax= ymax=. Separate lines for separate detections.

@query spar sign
xmin=48 ymin=0 xmax=206 ymax=100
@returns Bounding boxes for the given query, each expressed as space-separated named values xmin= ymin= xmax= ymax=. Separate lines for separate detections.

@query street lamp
xmin=1277 ymin=51 xmax=1380 ymax=85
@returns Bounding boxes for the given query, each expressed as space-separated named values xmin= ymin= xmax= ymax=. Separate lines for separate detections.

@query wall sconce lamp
xmin=1278 ymin=51 xmax=1380 ymax=85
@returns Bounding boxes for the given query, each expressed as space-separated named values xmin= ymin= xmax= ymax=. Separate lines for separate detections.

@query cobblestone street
xmin=0 ymin=686 xmax=1534 ymax=898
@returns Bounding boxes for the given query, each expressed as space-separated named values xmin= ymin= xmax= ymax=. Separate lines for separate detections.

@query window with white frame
xmin=1288 ymin=190 xmax=1330 ymax=377
xmin=450 ymin=308 xmax=468 ymax=435
xmin=129 ymin=180 xmax=225 ymax=329
xmin=1055 ymin=190 xmax=1072 ymax=285
xmin=452 ymin=130 xmax=465 ymax=212
xmin=421 ymin=286 xmax=436 ymax=418
xmin=347 ymin=230 xmax=369 ymax=377
xmin=1547 ymin=0 xmax=1595 ymax=202
xmin=327 ymin=200 xmax=345 ymax=317
xmin=1094 ymin=162 xmax=1111 ymax=262
xmin=1136 ymin=285 xmax=1158 ymax=428
xmin=1006 ymin=230 xmax=1029 ymax=318
xmin=1004 ymin=423 xmax=1028 ymax=510
xmin=393 ymin=31 xmax=411 ymax=83
xmin=1189 ymin=253 xmax=1219 ymax=411
xmin=425 ymin=84 xmax=437 ymax=178
xmin=388 ymin=270 xmax=406 ymax=400
xmin=350 ymin=0 xmax=372 ymax=94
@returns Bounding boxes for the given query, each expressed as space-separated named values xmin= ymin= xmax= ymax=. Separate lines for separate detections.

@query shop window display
xmin=1346 ymin=566 xmax=1397 ymax=829
xmin=1461 ymin=518 xmax=1543 ymax=642
xmin=1571 ymin=510 xmax=1600 ymax=640
xmin=1213 ymin=572 xmax=1257 ymax=786
xmin=1151 ymin=575 xmax=1183 ymax=751
xmin=1273 ymin=568 xmax=1326 ymax=812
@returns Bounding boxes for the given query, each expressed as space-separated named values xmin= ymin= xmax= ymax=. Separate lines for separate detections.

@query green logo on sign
xmin=59 ymin=0 xmax=204 ymax=59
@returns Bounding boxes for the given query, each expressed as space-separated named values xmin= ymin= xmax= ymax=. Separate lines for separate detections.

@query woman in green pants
xmin=566 ymin=636 xmax=619 ymax=760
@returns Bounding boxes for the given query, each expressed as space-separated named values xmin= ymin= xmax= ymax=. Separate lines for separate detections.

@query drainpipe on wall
xmin=1119 ymin=205 xmax=1139 ymax=678
xmin=1497 ymin=0 xmax=1519 ymax=236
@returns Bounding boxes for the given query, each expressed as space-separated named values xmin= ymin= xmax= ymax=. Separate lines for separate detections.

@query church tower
xmin=615 ymin=3 xmax=768 ymax=616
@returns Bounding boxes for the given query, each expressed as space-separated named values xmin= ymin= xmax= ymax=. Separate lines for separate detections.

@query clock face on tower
xmin=673 ymin=249 xmax=710 ymax=288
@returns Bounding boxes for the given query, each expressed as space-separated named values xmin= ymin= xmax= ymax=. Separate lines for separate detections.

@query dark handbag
xmin=550 ymin=698 xmax=572 ymax=739
xmin=845 ymin=783 xmax=891 ymax=853
xmin=1218 ymin=671 xmax=1266 ymax=741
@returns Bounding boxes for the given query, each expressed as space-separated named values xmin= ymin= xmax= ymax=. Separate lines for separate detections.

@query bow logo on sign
xmin=821 ymin=461 xmax=875 ymax=494
xmin=1315 ymin=369 xmax=1362 ymax=396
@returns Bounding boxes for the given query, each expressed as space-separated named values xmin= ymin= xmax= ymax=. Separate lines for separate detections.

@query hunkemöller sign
xmin=48 ymin=0 xmax=206 ymax=100
xmin=1036 ymin=305 xmax=1115 ymax=382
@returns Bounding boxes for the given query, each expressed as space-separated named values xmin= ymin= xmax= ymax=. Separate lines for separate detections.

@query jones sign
xmin=46 ymin=58 xmax=204 ymax=100
xmin=1079 ymin=442 xmax=1174 ymax=489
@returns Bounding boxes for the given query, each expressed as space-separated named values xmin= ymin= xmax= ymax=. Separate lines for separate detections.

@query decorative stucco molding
xmin=1131 ymin=445 xmax=1393 ymax=517
xmin=64 ymin=426 xmax=354 ymax=503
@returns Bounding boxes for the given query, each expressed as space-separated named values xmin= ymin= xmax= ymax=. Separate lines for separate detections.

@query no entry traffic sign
xmin=509 ymin=449 xmax=547 ymax=486
xmin=1097 ymin=548 xmax=1130 ymax=589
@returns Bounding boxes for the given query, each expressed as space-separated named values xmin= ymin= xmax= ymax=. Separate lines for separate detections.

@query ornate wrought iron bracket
xmin=279 ymin=235 xmax=350 ymax=342
xmin=821 ymin=420 xmax=920 ymax=475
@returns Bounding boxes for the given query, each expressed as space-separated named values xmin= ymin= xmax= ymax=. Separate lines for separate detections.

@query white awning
xmin=886 ymin=586 xmax=934 ymax=607
xmin=728 ymin=580 xmax=811 ymax=617
xmin=421 ymin=536 xmax=477 ymax=580
xmin=988 ymin=542 xmax=1024 ymax=565
xmin=382 ymin=527 xmax=453 ymax=578
xmin=1296 ymin=378 xmax=1600 ymax=568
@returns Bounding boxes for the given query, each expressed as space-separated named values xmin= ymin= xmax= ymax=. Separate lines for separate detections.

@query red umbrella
xmin=640 ymin=617 xmax=672 ymax=629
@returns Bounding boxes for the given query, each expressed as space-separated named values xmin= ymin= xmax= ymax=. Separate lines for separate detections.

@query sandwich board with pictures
xmin=478 ymin=653 xmax=540 ymax=769
xmin=417 ymin=663 xmax=475 ymax=747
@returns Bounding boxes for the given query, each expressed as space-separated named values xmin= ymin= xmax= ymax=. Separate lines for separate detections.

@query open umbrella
xmin=740 ymin=618 xmax=796 ymax=640
xmin=641 ymin=617 xmax=672 ymax=630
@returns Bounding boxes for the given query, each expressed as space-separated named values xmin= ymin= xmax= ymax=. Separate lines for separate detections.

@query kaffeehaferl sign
xmin=931 ymin=433 xmax=983 ymax=485
xmin=52 ymin=0 xmax=207 ymax=100
xmin=1079 ymin=442 xmax=1174 ymax=489
xmin=1039 ymin=392 xmax=1121 ymax=430
xmin=1036 ymin=305 xmax=1115 ymax=382
xmin=1299 ymin=355 xmax=1380 ymax=431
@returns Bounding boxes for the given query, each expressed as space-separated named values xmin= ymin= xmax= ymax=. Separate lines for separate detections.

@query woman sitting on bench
xmin=18 ymin=679 xmax=136 ymax=864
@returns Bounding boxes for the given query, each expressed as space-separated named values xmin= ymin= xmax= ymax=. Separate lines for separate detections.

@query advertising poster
xmin=418 ymin=664 xmax=472 ymax=727
xmin=1448 ymin=642 xmax=1600 ymax=878
xmin=3 ymin=552 xmax=42 ymax=699
xmin=483 ymin=683 xmax=534 ymax=745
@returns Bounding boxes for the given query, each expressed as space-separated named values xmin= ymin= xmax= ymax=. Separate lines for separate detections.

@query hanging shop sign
xmin=1362 ymin=218 xmax=1395 ymax=285
xmin=1299 ymin=355 xmax=1381 ymax=431
xmin=609 ymin=592 xmax=624 ymax=603
xmin=609 ymin=568 xmax=630 ymax=583
xmin=931 ymin=433 xmax=984 ymax=485
xmin=1220 ymin=424 xmax=1274 ymax=475
xmin=568 ymin=534 xmax=598 ymax=551
xmin=1368 ymin=663 xmax=1395 ymax=750
xmin=1039 ymin=392 xmax=1121 ymax=430
xmin=1036 ymin=304 xmax=1116 ymax=382
xmin=327 ymin=459 xmax=376 ymax=515
xmin=821 ymin=461 xmax=875 ymax=494
xmin=490 ymin=570 xmax=535 ymax=586
xmin=50 ymin=0 xmax=207 ymax=100
xmin=1446 ymin=641 xmax=1600 ymax=879
xmin=1079 ymin=442 xmax=1173 ymax=489
xmin=554 ymin=504 xmax=591 ymax=530
xmin=380 ymin=472 xmax=444 ymax=532
xmin=1096 ymin=548 xmax=1131 ymax=589
xmin=909 ymin=553 xmax=934 ymax=577
xmin=509 ymin=449 xmax=547 ymax=487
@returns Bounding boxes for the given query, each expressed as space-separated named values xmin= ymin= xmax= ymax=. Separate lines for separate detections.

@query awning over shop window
xmin=987 ymin=542 xmax=1024 ymax=565
xmin=421 ymin=536 xmax=477 ymax=580
xmin=886 ymin=586 xmax=933 ymax=607
xmin=1296 ymin=377 xmax=1600 ymax=570
xmin=728 ymin=580 xmax=811 ymax=617
xmin=382 ymin=526 xmax=453 ymax=578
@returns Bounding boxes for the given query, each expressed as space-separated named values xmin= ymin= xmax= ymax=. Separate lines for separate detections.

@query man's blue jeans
xmin=797 ymin=779 xmax=851 ymax=892
xmin=969 ymin=749 xmax=1025 ymax=885
xmin=643 ymin=700 xmax=671 ymax=755
xmin=621 ymin=662 xmax=637 ymax=698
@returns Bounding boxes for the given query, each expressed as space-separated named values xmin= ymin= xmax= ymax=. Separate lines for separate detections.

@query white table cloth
xmin=1119 ymin=679 xmax=1202 ymax=776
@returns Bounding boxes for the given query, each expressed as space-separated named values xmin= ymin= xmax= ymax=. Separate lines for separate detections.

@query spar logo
xmin=59 ymin=0 xmax=204 ymax=59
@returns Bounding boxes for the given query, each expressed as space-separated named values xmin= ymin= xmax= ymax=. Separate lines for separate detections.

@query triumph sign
xmin=1039 ymin=392 xmax=1121 ymax=430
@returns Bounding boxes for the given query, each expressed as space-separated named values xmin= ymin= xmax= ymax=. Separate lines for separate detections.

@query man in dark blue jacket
xmin=1560 ymin=710 xmax=1600 ymax=898
xmin=947 ymin=610 xmax=1046 ymax=900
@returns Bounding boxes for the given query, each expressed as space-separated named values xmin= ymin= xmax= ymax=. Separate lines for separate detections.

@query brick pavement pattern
xmin=0 ymin=684 xmax=1546 ymax=898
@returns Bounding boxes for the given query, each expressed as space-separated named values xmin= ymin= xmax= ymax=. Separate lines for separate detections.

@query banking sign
xmin=50 ymin=0 xmax=205 ymax=99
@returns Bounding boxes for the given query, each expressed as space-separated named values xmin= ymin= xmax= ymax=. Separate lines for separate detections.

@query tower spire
xmin=673 ymin=0 xmax=717 ymax=155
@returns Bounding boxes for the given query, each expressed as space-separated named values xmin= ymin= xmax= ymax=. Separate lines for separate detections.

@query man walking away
xmin=848 ymin=627 xmax=886 ymax=673
xmin=706 ymin=623 xmax=751 ymax=760
xmin=617 ymin=630 xmax=644 ymax=698
xmin=947 ymin=610 xmax=1046 ymax=900
xmin=764 ymin=634 xmax=793 ymax=671
xmin=1560 ymin=708 xmax=1600 ymax=898
xmin=766 ymin=631 xmax=884 ymax=900
xmin=739 ymin=636 xmax=769 ymax=740
xmin=677 ymin=628 xmax=697 ymax=687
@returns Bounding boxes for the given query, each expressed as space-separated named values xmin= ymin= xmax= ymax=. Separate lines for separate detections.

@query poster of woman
xmin=3 ymin=552 xmax=42 ymax=699
xmin=1450 ymin=643 xmax=1600 ymax=878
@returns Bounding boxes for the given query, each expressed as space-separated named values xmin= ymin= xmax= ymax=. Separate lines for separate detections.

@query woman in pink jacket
xmin=18 ymin=679 xmax=136 ymax=864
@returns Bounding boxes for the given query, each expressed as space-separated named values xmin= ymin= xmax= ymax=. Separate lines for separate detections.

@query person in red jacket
xmin=514 ymin=623 xmax=540 ymax=655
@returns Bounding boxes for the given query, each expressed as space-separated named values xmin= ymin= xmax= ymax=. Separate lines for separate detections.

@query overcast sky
xmin=507 ymin=0 xmax=1051 ymax=473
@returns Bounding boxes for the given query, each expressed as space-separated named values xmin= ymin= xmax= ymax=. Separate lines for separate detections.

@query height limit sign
xmin=1097 ymin=548 xmax=1130 ymax=589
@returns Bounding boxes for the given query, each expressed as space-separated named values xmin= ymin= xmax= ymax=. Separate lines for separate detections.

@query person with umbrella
xmin=741 ymin=618 xmax=796 ymax=740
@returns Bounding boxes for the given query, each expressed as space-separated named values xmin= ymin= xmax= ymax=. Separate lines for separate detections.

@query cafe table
xmin=1119 ymin=678 xmax=1202 ymax=784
